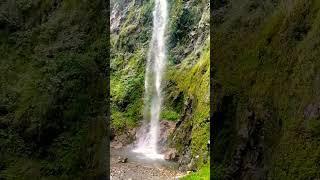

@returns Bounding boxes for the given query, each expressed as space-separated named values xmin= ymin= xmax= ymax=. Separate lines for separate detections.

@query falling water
xmin=132 ymin=0 xmax=168 ymax=159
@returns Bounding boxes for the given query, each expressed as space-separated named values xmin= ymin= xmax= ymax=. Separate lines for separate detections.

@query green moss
xmin=180 ymin=165 xmax=210 ymax=180
xmin=167 ymin=38 xmax=210 ymax=168
xmin=111 ymin=109 xmax=127 ymax=131
xmin=0 ymin=158 xmax=42 ymax=180
xmin=161 ymin=108 xmax=180 ymax=121
xmin=111 ymin=0 xmax=210 ymax=173
xmin=213 ymin=0 xmax=320 ymax=178
xmin=0 ymin=0 xmax=107 ymax=178
xmin=111 ymin=48 xmax=145 ymax=131
xmin=110 ymin=1 xmax=154 ymax=133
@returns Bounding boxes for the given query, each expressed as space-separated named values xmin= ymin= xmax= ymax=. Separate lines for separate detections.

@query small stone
xmin=121 ymin=157 xmax=128 ymax=163
xmin=117 ymin=156 xmax=128 ymax=163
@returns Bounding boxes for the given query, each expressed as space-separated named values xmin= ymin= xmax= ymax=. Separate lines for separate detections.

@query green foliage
xmin=168 ymin=0 xmax=205 ymax=49
xmin=0 ymin=158 xmax=42 ymax=180
xmin=213 ymin=0 xmax=320 ymax=178
xmin=306 ymin=117 xmax=320 ymax=137
xmin=0 ymin=0 xmax=107 ymax=178
xmin=167 ymin=0 xmax=208 ymax=64
xmin=161 ymin=108 xmax=180 ymax=121
xmin=110 ymin=2 xmax=152 ymax=133
xmin=111 ymin=49 xmax=145 ymax=132
xmin=180 ymin=165 xmax=210 ymax=180
xmin=166 ymin=39 xmax=210 ymax=168
xmin=111 ymin=0 xmax=210 ymax=174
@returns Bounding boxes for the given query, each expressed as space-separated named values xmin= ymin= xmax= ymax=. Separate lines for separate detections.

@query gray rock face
xmin=164 ymin=99 xmax=205 ymax=171
xmin=158 ymin=120 xmax=176 ymax=151
xmin=178 ymin=149 xmax=192 ymax=171
xmin=225 ymin=110 xmax=267 ymax=180
xmin=111 ymin=128 xmax=137 ymax=149
xmin=110 ymin=0 xmax=132 ymax=34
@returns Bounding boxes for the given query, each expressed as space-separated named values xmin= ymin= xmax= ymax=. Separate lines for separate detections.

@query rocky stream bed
xmin=110 ymin=147 xmax=186 ymax=180
xmin=110 ymin=120 xmax=191 ymax=180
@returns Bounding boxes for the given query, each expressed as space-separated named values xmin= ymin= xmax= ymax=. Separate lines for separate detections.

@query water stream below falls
xmin=113 ymin=147 xmax=178 ymax=169
xmin=132 ymin=0 xmax=168 ymax=159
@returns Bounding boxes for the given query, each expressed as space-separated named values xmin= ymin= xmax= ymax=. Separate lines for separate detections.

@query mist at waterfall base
xmin=132 ymin=0 xmax=168 ymax=160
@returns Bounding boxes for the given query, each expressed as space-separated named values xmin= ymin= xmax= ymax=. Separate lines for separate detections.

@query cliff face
xmin=0 ymin=1 xmax=108 ymax=178
xmin=213 ymin=0 xmax=320 ymax=179
xmin=110 ymin=0 xmax=210 ymax=170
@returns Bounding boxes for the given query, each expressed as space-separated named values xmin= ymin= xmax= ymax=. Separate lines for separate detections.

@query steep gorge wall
xmin=0 ymin=0 xmax=108 ymax=178
xmin=213 ymin=0 xmax=320 ymax=179
xmin=110 ymin=0 xmax=210 ymax=170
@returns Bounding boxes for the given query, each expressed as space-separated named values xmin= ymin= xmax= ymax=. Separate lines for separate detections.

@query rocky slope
xmin=213 ymin=0 xmax=320 ymax=179
xmin=110 ymin=0 xmax=210 ymax=174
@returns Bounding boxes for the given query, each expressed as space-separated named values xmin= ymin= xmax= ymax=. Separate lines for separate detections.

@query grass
xmin=161 ymin=108 xmax=180 ymax=121
xmin=180 ymin=165 xmax=210 ymax=180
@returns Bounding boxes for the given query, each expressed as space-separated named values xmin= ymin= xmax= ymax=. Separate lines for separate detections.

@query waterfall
xmin=132 ymin=0 xmax=168 ymax=159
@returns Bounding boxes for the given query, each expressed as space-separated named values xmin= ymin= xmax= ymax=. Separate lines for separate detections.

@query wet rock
xmin=169 ymin=100 xmax=195 ymax=170
xmin=111 ymin=129 xmax=136 ymax=149
xmin=121 ymin=158 xmax=128 ymax=163
xmin=110 ymin=0 xmax=132 ymax=34
xmin=224 ymin=109 xmax=267 ymax=179
xmin=128 ymin=128 xmax=137 ymax=138
xmin=187 ymin=158 xmax=196 ymax=171
xmin=117 ymin=156 xmax=121 ymax=163
xmin=111 ymin=142 xmax=123 ymax=149
xmin=134 ymin=120 xmax=175 ymax=153
xmin=158 ymin=120 xmax=176 ymax=149
xmin=117 ymin=156 xmax=128 ymax=163
xmin=164 ymin=148 xmax=178 ymax=161
xmin=177 ymin=149 xmax=192 ymax=172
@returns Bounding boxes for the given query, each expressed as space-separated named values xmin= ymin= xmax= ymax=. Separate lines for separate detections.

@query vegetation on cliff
xmin=110 ymin=0 xmax=210 ymax=175
xmin=213 ymin=0 xmax=320 ymax=179
xmin=0 ymin=0 xmax=108 ymax=178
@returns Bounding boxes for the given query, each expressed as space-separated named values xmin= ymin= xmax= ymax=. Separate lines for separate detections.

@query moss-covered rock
xmin=0 ymin=0 xmax=108 ymax=178
xmin=213 ymin=0 xmax=320 ymax=178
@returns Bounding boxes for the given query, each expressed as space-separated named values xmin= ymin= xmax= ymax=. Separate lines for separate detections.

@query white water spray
xmin=132 ymin=0 xmax=168 ymax=159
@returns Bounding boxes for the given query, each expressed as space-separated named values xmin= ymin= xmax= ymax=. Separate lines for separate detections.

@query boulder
xmin=158 ymin=120 xmax=176 ymax=148
xmin=111 ymin=129 xmax=136 ymax=149
xmin=164 ymin=148 xmax=178 ymax=161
